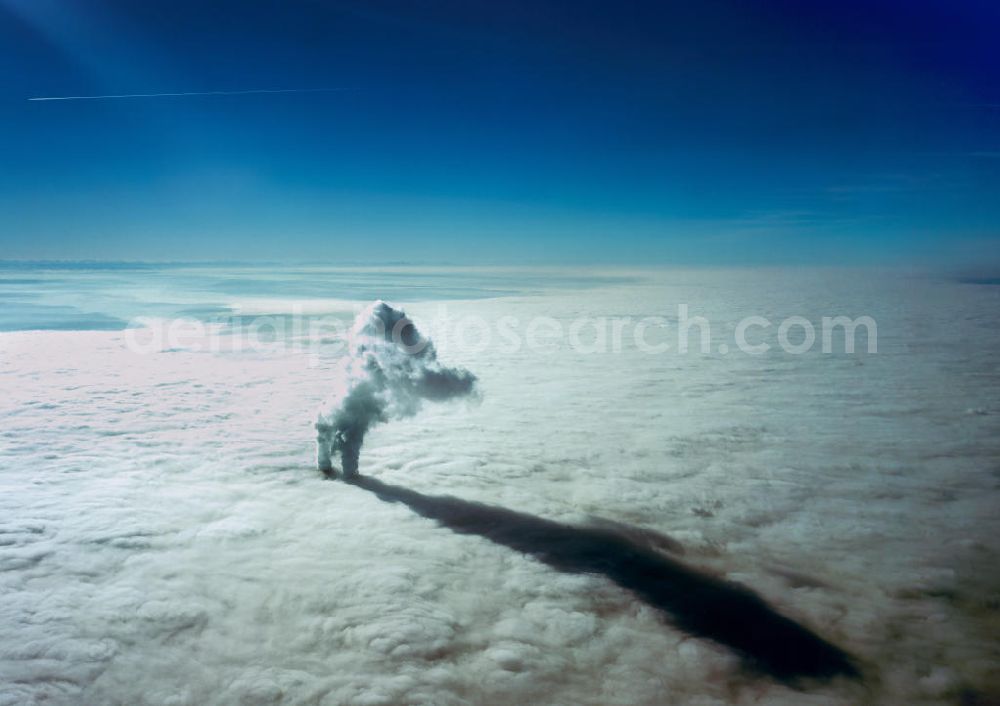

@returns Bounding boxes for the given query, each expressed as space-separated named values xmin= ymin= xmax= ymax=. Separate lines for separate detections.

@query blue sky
xmin=1 ymin=0 xmax=998 ymax=265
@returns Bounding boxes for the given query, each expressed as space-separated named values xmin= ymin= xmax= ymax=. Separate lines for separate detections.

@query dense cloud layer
xmin=2 ymin=269 xmax=999 ymax=705
xmin=315 ymin=301 xmax=478 ymax=477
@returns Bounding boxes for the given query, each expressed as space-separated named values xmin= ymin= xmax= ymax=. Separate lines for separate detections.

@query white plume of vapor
xmin=315 ymin=300 xmax=479 ymax=477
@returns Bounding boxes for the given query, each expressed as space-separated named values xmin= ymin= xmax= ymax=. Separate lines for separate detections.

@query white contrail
xmin=28 ymin=87 xmax=347 ymax=102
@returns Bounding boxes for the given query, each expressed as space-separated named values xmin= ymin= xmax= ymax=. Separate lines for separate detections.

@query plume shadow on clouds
xmin=345 ymin=474 xmax=860 ymax=685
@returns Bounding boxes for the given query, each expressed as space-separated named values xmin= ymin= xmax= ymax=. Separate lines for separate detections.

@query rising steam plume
xmin=315 ymin=301 xmax=479 ymax=477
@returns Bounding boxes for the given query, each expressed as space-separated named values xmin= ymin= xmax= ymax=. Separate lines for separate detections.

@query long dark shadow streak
xmin=345 ymin=474 xmax=860 ymax=685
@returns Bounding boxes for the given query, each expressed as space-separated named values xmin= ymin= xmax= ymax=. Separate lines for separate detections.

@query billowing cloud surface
xmin=1 ymin=268 xmax=999 ymax=705
xmin=316 ymin=301 xmax=478 ymax=476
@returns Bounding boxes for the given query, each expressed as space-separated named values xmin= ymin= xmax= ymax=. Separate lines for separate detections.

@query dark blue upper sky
xmin=1 ymin=0 xmax=998 ymax=265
